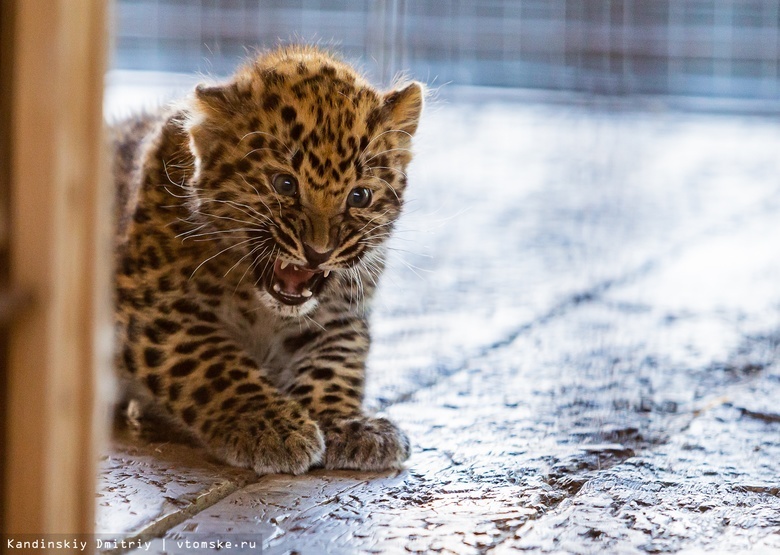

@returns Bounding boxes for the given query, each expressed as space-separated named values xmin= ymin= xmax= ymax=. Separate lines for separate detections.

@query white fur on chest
xmin=216 ymin=294 xmax=292 ymax=374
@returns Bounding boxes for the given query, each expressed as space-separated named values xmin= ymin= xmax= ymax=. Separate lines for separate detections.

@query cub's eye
xmin=272 ymin=174 xmax=298 ymax=196
xmin=347 ymin=187 xmax=372 ymax=208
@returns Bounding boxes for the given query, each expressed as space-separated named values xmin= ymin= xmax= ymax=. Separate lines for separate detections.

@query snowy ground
xmin=100 ymin=77 xmax=780 ymax=554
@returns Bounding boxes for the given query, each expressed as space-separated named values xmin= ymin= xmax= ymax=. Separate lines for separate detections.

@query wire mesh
xmin=113 ymin=0 xmax=780 ymax=99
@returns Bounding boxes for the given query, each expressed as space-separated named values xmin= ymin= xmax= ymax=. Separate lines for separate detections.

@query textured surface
xmin=98 ymin=96 xmax=780 ymax=554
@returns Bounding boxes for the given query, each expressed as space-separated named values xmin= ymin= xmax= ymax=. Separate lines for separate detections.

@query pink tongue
xmin=273 ymin=260 xmax=317 ymax=295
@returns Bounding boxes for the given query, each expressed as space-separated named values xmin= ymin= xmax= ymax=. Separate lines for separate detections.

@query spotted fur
xmin=112 ymin=46 xmax=423 ymax=474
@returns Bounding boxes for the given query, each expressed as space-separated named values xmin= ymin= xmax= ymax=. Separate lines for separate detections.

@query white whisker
xmin=189 ymin=237 xmax=257 ymax=280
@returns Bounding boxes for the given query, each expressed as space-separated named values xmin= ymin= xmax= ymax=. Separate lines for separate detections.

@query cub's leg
xmin=122 ymin=315 xmax=324 ymax=475
xmin=283 ymin=318 xmax=410 ymax=471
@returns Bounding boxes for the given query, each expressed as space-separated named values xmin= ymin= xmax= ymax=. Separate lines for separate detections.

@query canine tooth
xmin=280 ymin=260 xmax=290 ymax=270
xmin=323 ymin=270 xmax=331 ymax=278
xmin=301 ymin=288 xmax=313 ymax=298
xmin=273 ymin=283 xmax=281 ymax=292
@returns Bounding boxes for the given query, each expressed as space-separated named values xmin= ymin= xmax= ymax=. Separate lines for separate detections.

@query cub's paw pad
xmin=210 ymin=413 xmax=324 ymax=475
xmin=323 ymin=416 xmax=411 ymax=471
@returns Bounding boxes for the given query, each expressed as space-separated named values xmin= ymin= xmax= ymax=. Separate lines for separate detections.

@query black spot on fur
xmin=143 ymin=289 xmax=155 ymax=307
xmin=219 ymin=163 xmax=235 ymax=178
xmin=144 ymin=325 xmax=163 ymax=345
xmin=175 ymin=341 xmax=201 ymax=355
xmin=182 ymin=406 xmax=197 ymax=425
xmin=213 ymin=377 xmax=231 ymax=392
xmin=196 ymin=311 xmax=219 ymax=323
xmin=284 ymin=329 xmax=321 ymax=352
xmin=281 ymin=106 xmax=297 ymax=122
xmin=170 ymin=358 xmax=198 ymax=377
xmin=144 ymin=246 xmax=161 ymax=269
xmin=236 ymin=158 xmax=251 ymax=173
xmin=221 ymin=397 xmax=237 ymax=410
xmin=168 ymin=383 xmax=182 ymax=401
xmin=192 ymin=386 xmax=211 ymax=405
xmin=236 ymin=358 xmax=253 ymax=369
xmin=205 ymin=362 xmax=225 ymax=379
xmin=172 ymin=299 xmax=200 ymax=314
xmin=229 ymin=370 xmax=248 ymax=381
xmin=144 ymin=347 xmax=164 ymax=368
xmin=126 ymin=315 xmax=140 ymax=341
xmin=117 ymin=286 xmax=135 ymax=305
xmin=291 ymin=150 xmax=304 ymax=171
xmin=249 ymin=135 xmax=265 ymax=150
xmin=291 ymin=384 xmax=314 ymax=395
xmin=199 ymin=348 xmax=220 ymax=361
xmin=154 ymin=318 xmax=181 ymax=334
xmin=263 ymin=93 xmax=281 ymax=111
xmin=157 ymin=275 xmax=175 ymax=292
xmin=311 ymin=367 xmax=335 ymax=380
xmin=122 ymin=346 xmax=137 ymax=374
xmin=133 ymin=207 xmax=151 ymax=224
xmin=322 ymin=395 xmax=342 ymax=404
xmin=144 ymin=373 xmax=161 ymax=395
xmin=236 ymin=383 xmax=262 ymax=395
xmin=186 ymin=325 xmax=217 ymax=336
xmin=290 ymin=123 xmax=304 ymax=141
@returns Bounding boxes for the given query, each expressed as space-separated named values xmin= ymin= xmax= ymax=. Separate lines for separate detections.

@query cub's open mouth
xmin=258 ymin=259 xmax=331 ymax=305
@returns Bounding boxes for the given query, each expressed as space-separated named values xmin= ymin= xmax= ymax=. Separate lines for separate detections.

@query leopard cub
xmin=112 ymin=46 xmax=423 ymax=474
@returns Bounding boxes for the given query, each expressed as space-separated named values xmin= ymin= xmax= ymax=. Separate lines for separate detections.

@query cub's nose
xmin=303 ymin=243 xmax=333 ymax=268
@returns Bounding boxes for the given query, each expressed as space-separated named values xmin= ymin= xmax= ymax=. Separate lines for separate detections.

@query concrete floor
xmin=97 ymin=97 xmax=780 ymax=554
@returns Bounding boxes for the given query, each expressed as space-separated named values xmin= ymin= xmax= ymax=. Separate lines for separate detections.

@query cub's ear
xmin=185 ymin=83 xmax=242 ymax=164
xmin=192 ymin=83 xmax=241 ymax=117
xmin=383 ymin=81 xmax=424 ymax=137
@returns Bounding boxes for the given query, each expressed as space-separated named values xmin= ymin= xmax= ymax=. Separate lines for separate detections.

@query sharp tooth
xmin=323 ymin=270 xmax=331 ymax=278
xmin=273 ymin=283 xmax=281 ymax=292
xmin=301 ymin=288 xmax=313 ymax=298
xmin=280 ymin=260 xmax=290 ymax=270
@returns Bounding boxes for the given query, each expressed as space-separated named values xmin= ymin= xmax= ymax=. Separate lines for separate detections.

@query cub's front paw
xmin=322 ymin=416 xmax=411 ymax=471
xmin=208 ymin=408 xmax=324 ymax=475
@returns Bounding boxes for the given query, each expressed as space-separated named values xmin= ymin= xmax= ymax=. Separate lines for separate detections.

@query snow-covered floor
xmin=100 ymin=78 xmax=780 ymax=553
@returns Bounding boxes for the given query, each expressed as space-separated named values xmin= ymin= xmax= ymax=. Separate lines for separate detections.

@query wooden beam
xmin=0 ymin=0 xmax=13 ymax=535
xmin=3 ymin=0 xmax=110 ymax=538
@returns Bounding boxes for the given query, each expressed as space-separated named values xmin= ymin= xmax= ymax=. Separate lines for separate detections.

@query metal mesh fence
xmin=113 ymin=0 xmax=780 ymax=100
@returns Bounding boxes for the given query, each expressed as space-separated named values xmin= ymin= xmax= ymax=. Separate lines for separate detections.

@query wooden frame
xmin=2 ymin=0 xmax=110 ymax=538
xmin=0 ymin=0 xmax=13 ymax=534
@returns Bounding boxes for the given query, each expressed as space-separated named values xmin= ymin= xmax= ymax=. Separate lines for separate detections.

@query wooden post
xmin=2 ymin=0 xmax=111 ymax=540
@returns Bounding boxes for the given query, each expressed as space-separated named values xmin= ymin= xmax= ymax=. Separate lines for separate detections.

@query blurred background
xmin=111 ymin=0 xmax=780 ymax=101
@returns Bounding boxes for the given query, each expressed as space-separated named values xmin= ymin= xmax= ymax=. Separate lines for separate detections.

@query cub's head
xmin=183 ymin=46 xmax=423 ymax=317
